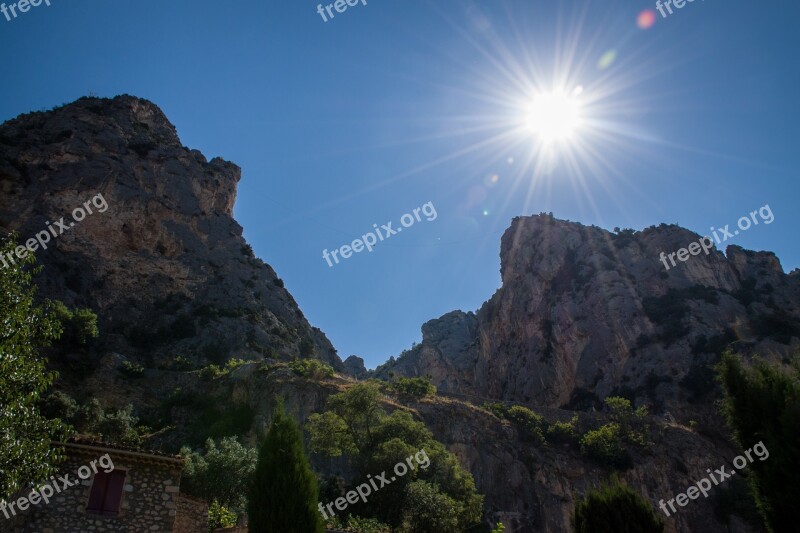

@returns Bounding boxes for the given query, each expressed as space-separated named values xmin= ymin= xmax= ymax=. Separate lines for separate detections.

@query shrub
xmin=181 ymin=437 xmax=257 ymax=513
xmin=388 ymin=377 xmax=437 ymax=400
xmin=52 ymin=301 xmax=100 ymax=347
xmin=208 ymin=500 xmax=237 ymax=532
xmin=573 ymin=476 xmax=664 ymax=532
xmin=603 ymin=396 xmax=648 ymax=445
xmin=223 ymin=358 xmax=249 ymax=373
xmin=345 ymin=515 xmax=392 ymax=533
xmin=119 ymin=360 xmax=145 ymax=378
xmin=548 ymin=416 xmax=579 ymax=443
xmin=199 ymin=364 xmax=225 ymax=381
xmin=40 ymin=391 xmax=79 ymax=421
xmin=482 ymin=402 xmax=509 ymax=419
xmin=171 ymin=355 xmax=194 ymax=371
xmin=399 ymin=480 xmax=461 ymax=533
xmin=579 ymin=424 xmax=631 ymax=469
xmin=288 ymin=359 xmax=334 ymax=379
xmin=506 ymin=405 xmax=546 ymax=445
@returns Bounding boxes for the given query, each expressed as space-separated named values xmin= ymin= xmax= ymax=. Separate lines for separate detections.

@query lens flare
xmin=637 ymin=9 xmax=656 ymax=29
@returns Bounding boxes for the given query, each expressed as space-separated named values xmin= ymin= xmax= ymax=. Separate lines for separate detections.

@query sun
xmin=523 ymin=89 xmax=583 ymax=143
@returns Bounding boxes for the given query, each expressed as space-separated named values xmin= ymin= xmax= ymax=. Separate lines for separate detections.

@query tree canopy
xmin=717 ymin=351 xmax=800 ymax=532
xmin=0 ymin=237 xmax=71 ymax=499
xmin=573 ymin=476 xmax=664 ymax=533
xmin=307 ymin=381 xmax=484 ymax=531
xmin=249 ymin=406 xmax=324 ymax=533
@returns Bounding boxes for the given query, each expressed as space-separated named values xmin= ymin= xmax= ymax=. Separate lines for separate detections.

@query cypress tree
xmin=717 ymin=352 xmax=800 ymax=532
xmin=247 ymin=406 xmax=324 ymax=533
xmin=573 ymin=476 xmax=664 ymax=533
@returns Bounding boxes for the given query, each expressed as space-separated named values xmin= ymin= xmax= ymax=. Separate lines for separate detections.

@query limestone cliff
xmin=377 ymin=215 xmax=800 ymax=422
xmin=0 ymin=95 xmax=341 ymax=370
xmin=1 ymin=96 xmax=792 ymax=533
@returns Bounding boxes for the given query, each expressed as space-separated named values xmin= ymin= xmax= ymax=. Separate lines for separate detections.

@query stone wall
xmin=6 ymin=446 xmax=184 ymax=533
xmin=174 ymin=493 xmax=208 ymax=533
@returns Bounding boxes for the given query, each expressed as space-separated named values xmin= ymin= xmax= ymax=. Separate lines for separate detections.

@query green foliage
xmin=196 ymin=403 xmax=254 ymax=443
xmin=603 ymin=397 xmax=648 ymax=445
xmin=388 ymin=377 xmax=437 ymax=400
xmin=717 ymin=352 xmax=800 ymax=532
xmin=119 ymin=360 xmax=145 ymax=377
xmin=52 ymin=301 xmax=99 ymax=346
xmin=248 ymin=407 xmax=324 ymax=533
xmin=288 ymin=358 xmax=334 ymax=379
xmin=170 ymin=355 xmax=194 ymax=371
xmin=208 ymin=500 xmax=237 ymax=532
xmin=98 ymin=404 xmax=146 ymax=446
xmin=40 ymin=390 xmax=78 ymax=420
xmin=341 ymin=515 xmax=392 ymax=533
xmin=223 ymin=358 xmax=249 ymax=373
xmin=490 ymin=522 xmax=506 ymax=533
xmin=573 ymin=476 xmax=664 ymax=533
xmin=162 ymin=386 xmax=254 ymax=445
xmin=399 ymin=480 xmax=461 ymax=533
xmin=197 ymin=359 xmax=251 ymax=381
xmin=482 ymin=401 xmax=509 ymax=419
xmin=199 ymin=364 xmax=225 ymax=380
xmin=548 ymin=416 xmax=579 ymax=444
xmin=506 ymin=405 xmax=547 ymax=445
xmin=180 ymin=437 xmax=257 ymax=513
xmin=0 ymin=238 xmax=72 ymax=499
xmin=307 ymin=382 xmax=484 ymax=530
xmin=43 ymin=392 xmax=146 ymax=447
xmin=710 ymin=475 xmax=763 ymax=528
xmin=579 ymin=423 xmax=631 ymax=469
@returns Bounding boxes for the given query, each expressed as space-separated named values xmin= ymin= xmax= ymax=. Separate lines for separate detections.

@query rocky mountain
xmin=0 ymin=95 xmax=341 ymax=372
xmin=376 ymin=214 xmax=800 ymax=423
xmin=2 ymin=96 xmax=795 ymax=532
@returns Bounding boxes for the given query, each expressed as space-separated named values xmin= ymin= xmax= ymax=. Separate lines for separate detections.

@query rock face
xmin=342 ymin=355 xmax=368 ymax=379
xmin=0 ymin=95 xmax=341 ymax=370
xmin=1 ymin=96 xmax=793 ymax=533
xmin=377 ymin=215 xmax=800 ymax=417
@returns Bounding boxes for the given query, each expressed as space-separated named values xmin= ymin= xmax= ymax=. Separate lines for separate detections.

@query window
xmin=86 ymin=470 xmax=126 ymax=516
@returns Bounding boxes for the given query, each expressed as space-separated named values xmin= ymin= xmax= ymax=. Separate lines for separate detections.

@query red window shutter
xmin=87 ymin=470 xmax=126 ymax=516
xmin=87 ymin=472 xmax=110 ymax=513
xmin=101 ymin=471 xmax=126 ymax=516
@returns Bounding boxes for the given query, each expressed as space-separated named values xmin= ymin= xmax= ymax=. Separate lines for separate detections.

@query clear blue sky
xmin=2 ymin=0 xmax=798 ymax=368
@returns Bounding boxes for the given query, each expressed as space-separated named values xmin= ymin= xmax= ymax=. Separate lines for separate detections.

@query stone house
xmin=4 ymin=438 xmax=208 ymax=532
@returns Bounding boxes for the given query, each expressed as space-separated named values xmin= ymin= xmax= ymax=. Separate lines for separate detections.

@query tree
xmin=248 ymin=406 xmax=323 ymax=533
xmin=0 ymin=237 xmax=72 ymax=499
xmin=579 ymin=423 xmax=631 ymax=469
xmin=573 ymin=476 xmax=664 ymax=533
xmin=399 ymin=480 xmax=460 ymax=533
xmin=51 ymin=301 xmax=99 ymax=347
xmin=388 ymin=377 xmax=436 ymax=400
xmin=717 ymin=352 xmax=800 ymax=532
xmin=307 ymin=382 xmax=484 ymax=529
xmin=181 ymin=436 xmax=257 ymax=514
